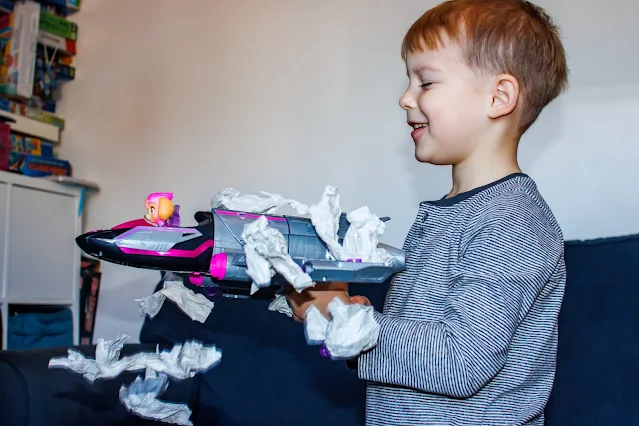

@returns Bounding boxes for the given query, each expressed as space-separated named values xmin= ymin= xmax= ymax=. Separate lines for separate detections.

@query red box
xmin=0 ymin=117 xmax=14 ymax=171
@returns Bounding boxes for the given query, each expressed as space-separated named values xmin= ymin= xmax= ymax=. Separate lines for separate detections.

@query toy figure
xmin=144 ymin=192 xmax=181 ymax=227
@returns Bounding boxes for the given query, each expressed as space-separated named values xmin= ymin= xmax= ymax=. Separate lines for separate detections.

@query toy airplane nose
xmin=76 ymin=230 xmax=114 ymax=257
xmin=75 ymin=222 xmax=215 ymax=273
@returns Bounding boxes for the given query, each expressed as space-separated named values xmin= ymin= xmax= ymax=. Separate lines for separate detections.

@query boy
xmin=287 ymin=0 xmax=569 ymax=425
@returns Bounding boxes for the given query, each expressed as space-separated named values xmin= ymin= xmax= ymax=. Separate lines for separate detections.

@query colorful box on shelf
xmin=10 ymin=133 xmax=54 ymax=156
xmin=31 ymin=47 xmax=75 ymax=112
xmin=8 ymin=152 xmax=70 ymax=177
xmin=0 ymin=1 xmax=40 ymax=99
xmin=0 ymin=98 xmax=64 ymax=129
xmin=0 ymin=1 xmax=77 ymax=101
xmin=36 ymin=51 xmax=75 ymax=81
xmin=0 ymin=0 xmax=82 ymax=15
xmin=37 ymin=30 xmax=76 ymax=56
xmin=38 ymin=0 xmax=81 ymax=14
xmin=39 ymin=9 xmax=77 ymax=41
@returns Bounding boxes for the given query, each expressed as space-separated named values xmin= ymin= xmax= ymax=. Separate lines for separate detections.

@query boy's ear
xmin=488 ymin=74 xmax=519 ymax=119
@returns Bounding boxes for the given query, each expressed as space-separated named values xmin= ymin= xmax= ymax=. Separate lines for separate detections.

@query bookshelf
xmin=0 ymin=0 xmax=98 ymax=350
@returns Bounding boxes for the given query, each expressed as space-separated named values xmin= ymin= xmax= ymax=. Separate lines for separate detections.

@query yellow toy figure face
xmin=144 ymin=193 xmax=174 ymax=226
xmin=144 ymin=202 xmax=159 ymax=224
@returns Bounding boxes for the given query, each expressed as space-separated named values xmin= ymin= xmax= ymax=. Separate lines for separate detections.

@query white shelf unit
xmin=0 ymin=170 xmax=91 ymax=349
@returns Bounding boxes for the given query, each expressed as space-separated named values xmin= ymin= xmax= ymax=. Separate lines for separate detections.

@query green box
xmin=39 ymin=10 xmax=77 ymax=41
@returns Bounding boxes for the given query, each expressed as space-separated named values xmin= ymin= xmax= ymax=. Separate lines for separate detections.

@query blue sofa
xmin=1 ymin=234 xmax=638 ymax=425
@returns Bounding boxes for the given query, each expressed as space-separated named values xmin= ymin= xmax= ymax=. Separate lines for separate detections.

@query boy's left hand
xmin=286 ymin=282 xmax=349 ymax=322
xmin=286 ymin=282 xmax=372 ymax=322
xmin=350 ymin=295 xmax=371 ymax=306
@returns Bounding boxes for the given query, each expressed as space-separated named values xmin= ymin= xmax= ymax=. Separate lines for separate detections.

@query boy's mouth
xmin=409 ymin=122 xmax=429 ymax=141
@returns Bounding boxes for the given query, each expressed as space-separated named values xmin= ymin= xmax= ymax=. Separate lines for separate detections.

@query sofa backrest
xmin=545 ymin=234 xmax=639 ymax=425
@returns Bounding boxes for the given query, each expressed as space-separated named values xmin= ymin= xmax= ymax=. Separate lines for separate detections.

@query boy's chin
xmin=414 ymin=149 xmax=449 ymax=165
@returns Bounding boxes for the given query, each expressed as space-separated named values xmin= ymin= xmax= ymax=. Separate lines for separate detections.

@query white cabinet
xmin=0 ymin=171 xmax=90 ymax=349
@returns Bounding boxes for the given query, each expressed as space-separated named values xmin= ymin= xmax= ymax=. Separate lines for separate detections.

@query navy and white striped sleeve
xmin=357 ymin=194 xmax=563 ymax=398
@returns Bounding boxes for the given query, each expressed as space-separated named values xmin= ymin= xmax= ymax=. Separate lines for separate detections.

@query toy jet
xmin=75 ymin=192 xmax=406 ymax=296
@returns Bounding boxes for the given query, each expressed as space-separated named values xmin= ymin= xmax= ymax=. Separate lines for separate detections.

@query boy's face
xmin=400 ymin=38 xmax=492 ymax=165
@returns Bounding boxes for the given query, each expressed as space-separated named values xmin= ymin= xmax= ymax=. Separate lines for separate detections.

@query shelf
xmin=0 ymin=109 xmax=60 ymax=142
xmin=44 ymin=175 xmax=100 ymax=191
xmin=0 ymin=170 xmax=79 ymax=196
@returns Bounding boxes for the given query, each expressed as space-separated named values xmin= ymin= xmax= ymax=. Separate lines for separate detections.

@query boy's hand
xmin=350 ymin=295 xmax=371 ymax=306
xmin=285 ymin=282 xmax=373 ymax=322
xmin=286 ymin=282 xmax=350 ymax=322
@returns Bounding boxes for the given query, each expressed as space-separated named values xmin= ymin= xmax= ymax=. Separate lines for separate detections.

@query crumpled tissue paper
xmin=136 ymin=273 xmax=213 ymax=323
xmin=211 ymin=187 xmax=309 ymax=214
xmin=48 ymin=333 xmax=222 ymax=382
xmin=119 ymin=368 xmax=193 ymax=426
xmin=241 ymin=215 xmax=314 ymax=294
xmin=304 ymin=297 xmax=380 ymax=360
xmin=211 ymin=184 xmax=392 ymax=294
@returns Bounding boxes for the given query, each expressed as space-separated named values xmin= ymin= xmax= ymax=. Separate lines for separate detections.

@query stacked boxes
xmin=0 ymin=0 xmax=80 ymax=177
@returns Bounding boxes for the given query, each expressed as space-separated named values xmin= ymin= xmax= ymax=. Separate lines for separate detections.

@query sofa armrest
xmin=0 ymin=344 xmax=200 ymax=426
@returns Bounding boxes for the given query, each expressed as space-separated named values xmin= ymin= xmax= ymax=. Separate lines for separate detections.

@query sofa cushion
xmin=545 ymin=234 xmax=639 ymax=425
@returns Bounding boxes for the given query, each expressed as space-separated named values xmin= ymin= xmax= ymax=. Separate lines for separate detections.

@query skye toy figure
xmin=144 ymin=192 xmax=181 ymax=227
xmin=75 ymin=192 xmax=406 ymax=297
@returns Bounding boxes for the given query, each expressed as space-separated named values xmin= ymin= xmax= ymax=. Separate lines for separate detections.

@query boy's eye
xmin=420 ymin=82 xmax=433 ymax=89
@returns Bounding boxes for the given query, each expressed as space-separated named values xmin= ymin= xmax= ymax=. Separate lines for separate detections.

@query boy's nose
xmin=399 ymin=91 xmax=416 ymax=110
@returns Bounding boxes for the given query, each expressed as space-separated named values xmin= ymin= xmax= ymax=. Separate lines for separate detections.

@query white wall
xmin=55 ymin=0 xmax=639 ymax=342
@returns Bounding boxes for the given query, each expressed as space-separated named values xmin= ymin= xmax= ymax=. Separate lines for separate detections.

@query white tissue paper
xmin=342 ymin=206 xmax=393 ymax=264
xmin=304 ymin=297 xmax=380 ymax=360
xmin=211 ymin=184 xmax=393 ymax=293
xmin=119 ymin=368 xmax=193 ymax=426
xmin=241 ymin=215 xmax=314 ymax=295
xmin=136 ymin=273 xmax=213 ymax=323
xmin=211 ymin=187 xmax=309 ymax=214
xmin=48 ymin=333 xmax=222 ymax=382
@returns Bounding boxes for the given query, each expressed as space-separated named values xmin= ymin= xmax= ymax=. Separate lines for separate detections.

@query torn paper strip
xmin=49 ymin=334 xmax=222 ymax=382
xmin=303 ymin=297 xmax=380 ymax=360
xmin=241 ymin=215 xmax=314 ymax=294
xmin=120 ymin=368 xmax=193 ymax=426
xmin=136 ymin=274 xmax=213 ymax=323
xmin=268 ymin=294 xmax=293 ymax=317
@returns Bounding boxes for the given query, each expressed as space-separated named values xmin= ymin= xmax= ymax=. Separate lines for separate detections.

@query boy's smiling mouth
xmin=409 ymin=121 xmax=429 ymax=141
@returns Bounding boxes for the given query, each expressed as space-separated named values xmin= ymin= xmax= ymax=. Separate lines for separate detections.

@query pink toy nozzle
xmin=209 ymin=253 xmax=228 ymax=280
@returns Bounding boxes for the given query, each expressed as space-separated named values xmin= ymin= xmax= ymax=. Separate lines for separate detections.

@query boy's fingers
xmin=350 ymin=295 xmax=371 ymax=305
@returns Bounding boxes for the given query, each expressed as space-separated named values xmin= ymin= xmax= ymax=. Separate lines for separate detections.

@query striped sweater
xmin=356 ymin=173 xmax=566 ymax=426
